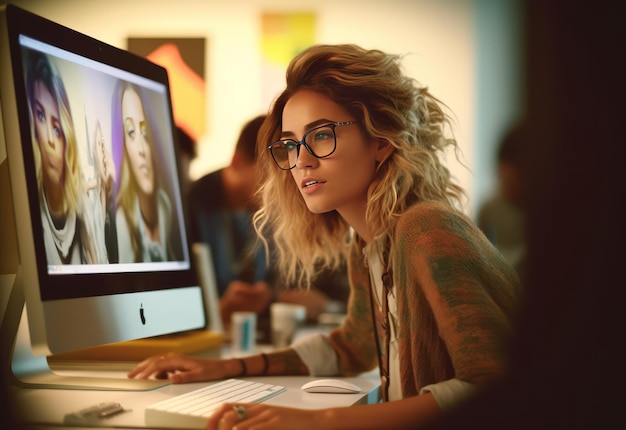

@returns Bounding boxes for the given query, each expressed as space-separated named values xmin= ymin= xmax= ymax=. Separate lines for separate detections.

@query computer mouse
xmin=301 ymin=379 xmax=361 ymax=394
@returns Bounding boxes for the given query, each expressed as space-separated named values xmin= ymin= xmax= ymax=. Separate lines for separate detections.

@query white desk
xmin=9 ymin=327 xmax=381 ymax=429
xmin=10 ymin=369 xmax=380 ymax=429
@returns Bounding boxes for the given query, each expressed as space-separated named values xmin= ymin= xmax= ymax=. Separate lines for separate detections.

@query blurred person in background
xmin=477 ymin=121 xmax=528 ymax=277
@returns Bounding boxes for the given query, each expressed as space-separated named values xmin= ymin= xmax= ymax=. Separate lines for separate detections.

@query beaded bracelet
xmin=237 ymin=358 xmax=247 ymax=377
xmin=260 ymin=353 xmax=269 ymax=375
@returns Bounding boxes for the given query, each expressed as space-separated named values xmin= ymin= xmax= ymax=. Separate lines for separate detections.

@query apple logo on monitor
xmin=140 ymin=304 xmax=146 ymax=325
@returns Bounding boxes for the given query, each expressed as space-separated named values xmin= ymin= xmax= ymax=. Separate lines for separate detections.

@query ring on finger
xmin=233 ymin=405 xmax=247 ymax=421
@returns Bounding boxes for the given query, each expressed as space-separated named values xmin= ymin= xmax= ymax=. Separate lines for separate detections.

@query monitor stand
xmin=0 ymin=271 xmax=169 ymax=391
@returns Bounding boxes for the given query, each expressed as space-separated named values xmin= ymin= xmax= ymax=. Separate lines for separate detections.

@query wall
xmin=8 ymin=0 xmax=520 ymax=216
xmin=473 ymin=0 xmax=523 ymax=214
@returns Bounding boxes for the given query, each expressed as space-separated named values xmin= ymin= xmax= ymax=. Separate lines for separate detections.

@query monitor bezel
xmin=4 ymin=4 xmax=198 ymax=302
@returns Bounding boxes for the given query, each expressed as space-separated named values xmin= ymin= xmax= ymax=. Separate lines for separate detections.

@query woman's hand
xmin=207 ymin=395 xmax=443 ymax=430
xmin=206 ymin=403 xmax=328 ymax=430
xmin=127 ymin=353 xmax=241 ymax=384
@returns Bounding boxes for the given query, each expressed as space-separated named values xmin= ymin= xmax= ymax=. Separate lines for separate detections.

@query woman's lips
xmin=301 ymin=178 xmax=326 ymax=194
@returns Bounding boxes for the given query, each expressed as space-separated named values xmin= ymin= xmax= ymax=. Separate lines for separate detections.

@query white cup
xmin=231 ymin=312 xmax=257 ymax=354
xmin=270 ymin=303 xmax=307 ymax=349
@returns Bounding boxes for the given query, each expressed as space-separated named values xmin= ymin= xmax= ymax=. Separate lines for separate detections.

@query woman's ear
xmin=374 ymin=139 xmax=394 ymax=163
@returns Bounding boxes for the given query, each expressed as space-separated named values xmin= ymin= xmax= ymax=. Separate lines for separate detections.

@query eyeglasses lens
xmin=270 ymin=125 xmax=337 ymax=170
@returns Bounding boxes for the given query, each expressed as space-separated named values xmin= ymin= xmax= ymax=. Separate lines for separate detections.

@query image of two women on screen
xmin=24 ymin=49 xmax=185 ymax=267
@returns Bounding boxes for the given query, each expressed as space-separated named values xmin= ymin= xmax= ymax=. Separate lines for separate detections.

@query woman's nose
xmin=295 ymin=145 xmax=318 ymax=169
xmin=46 ymin=123 xmax=55 ymax=147
xmin=137 ymin=136 xmax=147 ymax=155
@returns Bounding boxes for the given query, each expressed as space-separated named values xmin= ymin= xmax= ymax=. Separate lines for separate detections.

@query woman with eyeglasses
xmin=129 ymin=44 xmax=520 ymax=429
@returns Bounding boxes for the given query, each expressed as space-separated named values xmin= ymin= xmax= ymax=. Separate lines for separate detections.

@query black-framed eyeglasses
xmin=268 ymin=121 xmax=356 ymax=170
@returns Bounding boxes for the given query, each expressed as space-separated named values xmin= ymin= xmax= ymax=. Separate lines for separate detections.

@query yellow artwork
xmin=260 ymin=12 xmax=316 ymax=107
xmin=261 ymin=13 xmax=316 ymax=65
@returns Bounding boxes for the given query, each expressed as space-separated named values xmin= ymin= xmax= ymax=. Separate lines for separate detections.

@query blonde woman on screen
xmin=26 ymin=51 xmax=88 ymax=265
xmin=113 ymin=81 xmax=172 ymax=263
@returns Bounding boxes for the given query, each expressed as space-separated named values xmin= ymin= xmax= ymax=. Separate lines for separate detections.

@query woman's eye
xmin=313 ymin=129 xmax=332 ymax=141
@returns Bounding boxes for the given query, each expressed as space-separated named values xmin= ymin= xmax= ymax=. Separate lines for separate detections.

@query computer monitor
xmin=0 ymin=4 xmax=206 ymax=390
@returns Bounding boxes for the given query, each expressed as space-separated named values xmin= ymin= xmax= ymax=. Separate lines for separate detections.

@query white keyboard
xmin=145 ymin=378 xmax=286 ymax=429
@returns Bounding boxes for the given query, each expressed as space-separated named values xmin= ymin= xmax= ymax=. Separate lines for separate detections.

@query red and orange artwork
xmin=127 ymin=38 xmax=206 ymax=142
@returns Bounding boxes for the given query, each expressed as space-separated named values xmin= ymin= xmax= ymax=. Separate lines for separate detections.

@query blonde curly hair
xmin=254 ymin=44 xmax=465 ymax=288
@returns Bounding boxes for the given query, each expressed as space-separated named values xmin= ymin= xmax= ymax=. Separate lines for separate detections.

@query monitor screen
xmin=21 ymin=36 xmax=191 ymax=282
xmin=0 ymin=4 xmax=206 ymax=364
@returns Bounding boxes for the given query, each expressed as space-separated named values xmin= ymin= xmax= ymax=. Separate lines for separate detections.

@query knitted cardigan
xmin=328 ymin=201 xmax=521 ymax=398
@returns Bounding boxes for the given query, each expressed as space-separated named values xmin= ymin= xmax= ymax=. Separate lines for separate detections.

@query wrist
xmin=228 ymin=354 xmax=270 ymax=378
xmin=227 ymin=358 xmax=245 ymax=378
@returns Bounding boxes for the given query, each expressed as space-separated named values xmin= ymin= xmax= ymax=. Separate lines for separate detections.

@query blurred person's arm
xmin=219 ymin=280 xmax=272 ymax=326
